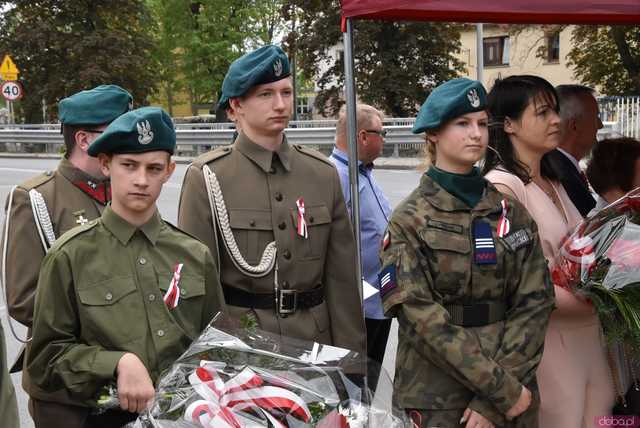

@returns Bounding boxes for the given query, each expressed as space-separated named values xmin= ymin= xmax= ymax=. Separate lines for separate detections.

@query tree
xmin=151 ymin=0 xmax=289 ymax=115
xmin=567 ymin=26 xmax=639 ymax=95
xmin=0 ymin=0 xmax=160 ymax=123
xmin=287 ymin=0 xmax=464 ymax=117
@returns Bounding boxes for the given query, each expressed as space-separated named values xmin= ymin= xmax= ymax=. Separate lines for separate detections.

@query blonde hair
xmin=417 ymin=133 xmax=438 ymax=172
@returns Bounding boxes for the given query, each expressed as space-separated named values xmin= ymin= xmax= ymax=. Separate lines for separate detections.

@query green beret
xmin=218 ymin=45 xmax=291 ymax=109
xmin=59 ymin=85 xmax=133 ymax=126
xmin=412 ymin=78 xmax=487 ymax=134
xmin=88 ymin=107 xmax=175 ymax=157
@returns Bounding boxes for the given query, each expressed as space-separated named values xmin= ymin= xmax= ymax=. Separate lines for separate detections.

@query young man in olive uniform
xmin=178 ymin=45 xmax=365 ymax=356
xmin=2 ymin=85 xmax=132 ymax=338
xmin=26 ymin=107 xmax=226 ymax=428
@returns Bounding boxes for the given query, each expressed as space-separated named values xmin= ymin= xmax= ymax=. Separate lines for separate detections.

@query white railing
xmin=598 ymin=96 xmax=640 ymax=139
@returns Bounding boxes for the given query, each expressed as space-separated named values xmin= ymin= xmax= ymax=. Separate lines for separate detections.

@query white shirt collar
xmin=557 ymin=148 xmax=581 ymax=172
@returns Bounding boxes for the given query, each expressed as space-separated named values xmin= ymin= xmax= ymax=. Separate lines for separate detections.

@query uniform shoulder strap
xmin=19 ymin=171 xmax=55 ymax=191
xmin=293 ymin=145 xmax=334 ymax=168
xmin=191 ymin=146 xmax=233 ymax=168
xmin=51 ymin=219 xmax=99 ymax=250
xmin=162 ymin=220 xmax=202 ymax=242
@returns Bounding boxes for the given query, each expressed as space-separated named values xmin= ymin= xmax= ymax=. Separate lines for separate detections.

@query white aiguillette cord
xmin=202 ymin=164 xmax=277 ymax=278
xmin=2 ymin=186 xmax=32 ymax=343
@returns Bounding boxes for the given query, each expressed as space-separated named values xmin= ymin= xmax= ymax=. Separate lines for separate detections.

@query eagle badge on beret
xmin=467 ymin=88 xmax=481 ymax=108
xmin=273 ymin=59 xmax=283 ymax=77
xmin=137 ymin=120 xmax=154 ymax=145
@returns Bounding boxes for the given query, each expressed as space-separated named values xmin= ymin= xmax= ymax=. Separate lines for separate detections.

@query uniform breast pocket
xmin=291 ymin=204 xmax=332 ymax=261
xmin=420 ymin=227 xmax=471 ymax=295
xmin=158 ymin=274 xmax=206 ymax=337
xmin=77 ymin=277 xmax=145 ymax=346
xmin=228 ymin=209 xmax=274 ymax=264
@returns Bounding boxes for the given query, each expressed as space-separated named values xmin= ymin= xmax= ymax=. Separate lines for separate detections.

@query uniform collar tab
xmin=102 ymin=206 xmax=162 ymax=245
xmin=235 ymin=132 xmax=291 ymax=172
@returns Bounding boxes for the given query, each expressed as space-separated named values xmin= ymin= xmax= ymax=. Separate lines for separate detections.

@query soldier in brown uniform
xmin=380 ymin=79 xmax=554 ymax=427
xmin=178 ymin=45 xmax=365 ymax=355
xmin=1 ymin=85 xmax=132 ymax=340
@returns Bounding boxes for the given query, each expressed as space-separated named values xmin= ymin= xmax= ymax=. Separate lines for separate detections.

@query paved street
xmin=0 ymin=157 xmax=422 ymax=427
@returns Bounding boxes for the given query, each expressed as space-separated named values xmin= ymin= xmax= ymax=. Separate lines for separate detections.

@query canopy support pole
xmin=476 ymin=23 xmax=484 ymax=82
xmin=343 ymin=17 xmax=363 ymax=303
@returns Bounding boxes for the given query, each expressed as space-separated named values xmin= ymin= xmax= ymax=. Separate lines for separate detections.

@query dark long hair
xmin=481 ymin=75 xmax=560 ymax=183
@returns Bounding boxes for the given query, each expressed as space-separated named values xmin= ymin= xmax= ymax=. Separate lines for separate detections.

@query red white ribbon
xmin=296 ymin=198 xmax=308 ymax=239
xmin=497 ymin=199 xmax=511 ymax=238
xmin=163 ymin=263 xmax=184 ymax=309
xmin=184 ymin=361 xmax=311 ymax=428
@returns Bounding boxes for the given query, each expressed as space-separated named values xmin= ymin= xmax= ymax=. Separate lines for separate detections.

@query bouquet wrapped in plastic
xmin=115 ymin=314 xmax=410 ymax=427
xmin=550 ymin=189 xmax=640 ymax=348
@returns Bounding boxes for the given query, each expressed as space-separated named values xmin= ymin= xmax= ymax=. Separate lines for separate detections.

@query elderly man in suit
xmin=546 ymin=84 xmax=603 ymax=217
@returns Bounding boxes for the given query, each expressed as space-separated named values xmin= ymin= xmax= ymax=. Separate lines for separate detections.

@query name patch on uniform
xmin=501 ymin=228 xmax=532 ymax=252
xmin=427 ymin=219 xmax=463 ymax=234
xmin=378 ymin=265 xmax=397 ymax=298
xmin=473 ymin=220 xmax=497 ymax=265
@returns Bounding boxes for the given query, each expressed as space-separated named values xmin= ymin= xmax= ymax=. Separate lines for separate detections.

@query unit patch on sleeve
xmin=378 ymin=265 xmax=398 ymax=298
xmin=501 ymin=228 xmax=533 ymax=252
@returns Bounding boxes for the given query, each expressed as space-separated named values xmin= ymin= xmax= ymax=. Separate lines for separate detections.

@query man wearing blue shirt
xmin=330 ymin=104 xmax=392 ymax=372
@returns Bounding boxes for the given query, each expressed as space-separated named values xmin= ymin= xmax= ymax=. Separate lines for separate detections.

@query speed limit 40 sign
xmin=1 ymin=81 xmax=23 ymax=101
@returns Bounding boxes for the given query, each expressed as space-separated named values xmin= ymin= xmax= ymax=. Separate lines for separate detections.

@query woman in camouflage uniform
xmin=379 ymin=78 xmax=554 ymax=428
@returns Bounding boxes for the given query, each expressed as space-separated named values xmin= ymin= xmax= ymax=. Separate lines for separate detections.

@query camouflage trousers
xmin=405 ymin=406 xmax=538 ymax=428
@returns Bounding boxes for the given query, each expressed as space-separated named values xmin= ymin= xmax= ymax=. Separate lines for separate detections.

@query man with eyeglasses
xmin=330 ymin=104 xmax=392 ymax=386
xmin=1 ymin=85 xmax=132 ymax=385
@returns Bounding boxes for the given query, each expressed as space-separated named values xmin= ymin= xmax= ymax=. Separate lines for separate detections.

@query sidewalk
xmin=0 ymin=152 xmax=422 ymax=170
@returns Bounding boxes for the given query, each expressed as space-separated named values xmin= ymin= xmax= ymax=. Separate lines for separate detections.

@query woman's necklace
xmin=533 ymin=176 xmax=568 ymax=223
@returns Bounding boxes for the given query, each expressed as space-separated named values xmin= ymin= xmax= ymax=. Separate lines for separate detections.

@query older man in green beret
xmin=25 ymin=107 xmax=226 ymax=428
xmin=178 ymin=45 xmax=366 ymax=357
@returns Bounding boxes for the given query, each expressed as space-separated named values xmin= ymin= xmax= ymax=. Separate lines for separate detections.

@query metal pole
xmin=476 ymin=23 xmax=484 ymax=83
xmin=291 ymin=6 xmax=298 ymax=122
xmin=343 ymin=18 xmax=363 ymax=302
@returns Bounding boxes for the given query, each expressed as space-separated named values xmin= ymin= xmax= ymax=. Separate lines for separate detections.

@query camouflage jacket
xmin=380 ymin=173 xmax=554 ymax=425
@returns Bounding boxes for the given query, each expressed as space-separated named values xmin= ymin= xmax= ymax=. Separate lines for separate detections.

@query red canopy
xmin=340 ymin=0 xmax=640 ymax=25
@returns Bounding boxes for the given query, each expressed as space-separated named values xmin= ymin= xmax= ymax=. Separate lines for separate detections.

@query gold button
xmin=180 ymin=288 xmax=186 ymax=296
xmin=105 ymin=292 xmax=113 ymax=301
xmin=148 ymin=294 xmax=156 ymax=302
xmin=139 ymin=257 xmax=147 ymax=265
xmin=157 ymin=329 xmax=165 ymax=337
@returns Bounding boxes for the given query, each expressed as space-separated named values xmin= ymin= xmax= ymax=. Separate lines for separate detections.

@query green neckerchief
xmin=426 ymin=166 xmax=486 ymax=208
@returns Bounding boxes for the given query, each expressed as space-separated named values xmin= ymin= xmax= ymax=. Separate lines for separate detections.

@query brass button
xmin=139 ymin=257 xmax=147 ymax=265
xmin=278 ymin=222 xmax=286 ymax=230
xmin=283 ymin=250 xmax=291 ymax=260
xmin=180 ymin=288 xmax=186 ymax=296
xmin=269 ymin=167 xmax=276 ymax=174
xmin=274 ymin=192 xmax=283 ymax=202
xmin=148 ymin=294 xmax=156 ymax=302
xmin=157 ymin=329 xmax=165 ymax=337
xmin=282 ymin=281 xmax=289 ymax=289
xmin=249 ymin=220 xmax=256 ymax=227
xmin=105 ymin=292 xmax=113 ymax=301
xmin=309 ymin=216 xmax=315 ymax=223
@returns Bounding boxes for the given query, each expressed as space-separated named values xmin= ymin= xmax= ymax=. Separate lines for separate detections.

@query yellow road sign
xmin=0 ymin=55 xmax=19 ymax=81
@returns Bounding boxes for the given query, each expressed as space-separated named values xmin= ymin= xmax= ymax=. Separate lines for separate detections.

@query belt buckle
xmin=278 ymin=289 xmax=298 ymax=315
